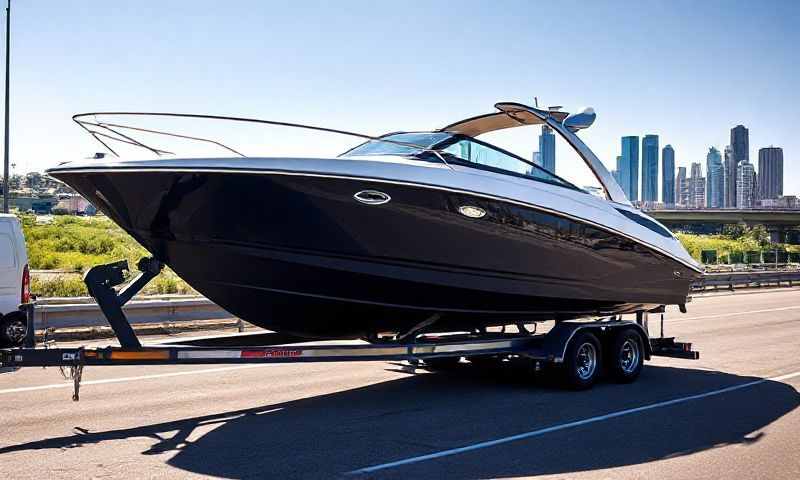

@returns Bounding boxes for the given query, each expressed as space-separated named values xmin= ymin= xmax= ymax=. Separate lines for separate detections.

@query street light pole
xmin=2 ymin=0 xmax=9 ymax=213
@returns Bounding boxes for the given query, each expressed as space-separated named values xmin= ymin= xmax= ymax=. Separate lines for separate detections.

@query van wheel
xmin=560 ymin=331 xmax=602 ymax=390
xmin=0 ymin=313 xmax=27 ymax=347
xmin=608 ymin=328 xmax=645 ymax=383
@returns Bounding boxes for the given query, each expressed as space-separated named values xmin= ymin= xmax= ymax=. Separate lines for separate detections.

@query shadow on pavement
xmin=0 ymin=364 xmax=797 ymax=479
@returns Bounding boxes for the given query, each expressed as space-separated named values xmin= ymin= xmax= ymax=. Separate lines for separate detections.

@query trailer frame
xmin=1 ymin=258 xmax=699 ymax=400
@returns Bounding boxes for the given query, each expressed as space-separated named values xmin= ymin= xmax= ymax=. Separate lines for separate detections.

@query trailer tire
xmin=561 ymin=331 xmax=602 ymax=390
xmin=0 ymin=312 xmax=27 ymax=347
xmin=608 ymin=328 xmax=644 ymax=383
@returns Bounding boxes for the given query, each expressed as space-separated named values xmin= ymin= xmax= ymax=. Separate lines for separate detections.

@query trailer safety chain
xmin=71 ymin=363 xmax=84 ymax=402
xmin=57 ymin=347 xmax=85 ymax=402
xmin=42 ymin=327 xmax=56 ymax=349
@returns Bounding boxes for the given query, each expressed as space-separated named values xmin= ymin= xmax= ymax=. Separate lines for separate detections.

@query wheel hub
xmin=5 ymin=320 xmax=26 ymax=343
xmin=619 ymin=339 xmax=640 ymax=374
xmin=576 ymin=342 xmax=597 ymax=380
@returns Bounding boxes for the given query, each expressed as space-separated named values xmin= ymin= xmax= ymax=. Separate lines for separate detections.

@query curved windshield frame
xmin=342 ymin=132 xmax=579 ymax=191
xmin=340 ymin=132 xmax=452 ymax=157
xmin=436 ymin=134 xmax=578 ymax=190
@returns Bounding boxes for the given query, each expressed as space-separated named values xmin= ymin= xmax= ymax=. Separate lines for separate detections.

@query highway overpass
xmin=646 ymin=209 xmax=800 ymax=243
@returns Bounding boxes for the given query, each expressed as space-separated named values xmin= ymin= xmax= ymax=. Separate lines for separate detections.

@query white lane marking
xmin=348 ymin=370 xmax=800 ymax=475
xmin=672 ymin=305 xmax=800 ymax=322
xmin=0 ymin=364 xmax=273 ymax=395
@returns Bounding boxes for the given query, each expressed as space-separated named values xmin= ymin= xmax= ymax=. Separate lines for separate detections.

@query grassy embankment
xmin=21 ymin=215 xmax=195 ymax=297
xmin=675 ymin=228 xmax=800 ymax=262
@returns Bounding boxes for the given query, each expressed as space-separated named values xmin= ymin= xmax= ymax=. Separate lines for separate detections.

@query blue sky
xmin=4 ymin=0 xmax=799 ymax=194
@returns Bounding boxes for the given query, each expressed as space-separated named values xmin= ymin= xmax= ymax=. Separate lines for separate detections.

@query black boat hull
xmin=51 ymin=168 xmax=697 ymax=338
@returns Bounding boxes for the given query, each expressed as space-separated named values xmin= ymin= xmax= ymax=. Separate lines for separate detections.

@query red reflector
xmin=21 ymin=264 xmax=30 ymax=304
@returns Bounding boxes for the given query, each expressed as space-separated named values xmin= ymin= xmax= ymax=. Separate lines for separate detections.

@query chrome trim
xmin=354 ymin=190 xmax=391 ymax=205
xmin=72 ymin=112 xmax=453 ymax=160
xmin=494 ymin=102 xmax=630 ymax=205
xmin=575 ymin=342 xmax=598 ymax=380
xmin=546 ymin=118 xmax=630 ymax=205
xmin=48 ymin=165 xmax=702 ymax=273
xmin=458 ymin=205 xmax=486 ymax=219
xmin=619 ymin=338 xmax=640 ymax=374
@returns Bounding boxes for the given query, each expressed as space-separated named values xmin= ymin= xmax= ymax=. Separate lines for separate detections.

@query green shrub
xmin=30 ymin=275 xmax=88 ymax=297
xmin=677 ymin=231 xmax=799 ymax=264
xmin=21 ymin=215 xmax=149 ymax=271
xmin=20 ymin=215 xmax=200 ymax=297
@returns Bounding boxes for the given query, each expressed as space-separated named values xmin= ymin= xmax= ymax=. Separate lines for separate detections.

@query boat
xmin=46 ymin=102 xmax=703 ymax=339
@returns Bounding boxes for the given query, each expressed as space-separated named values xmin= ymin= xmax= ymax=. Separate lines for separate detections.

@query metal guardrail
xmin=693 ymin=271 xmax=800 ymax=291
xmin=33 ymin=297 xmax=232 ymax=330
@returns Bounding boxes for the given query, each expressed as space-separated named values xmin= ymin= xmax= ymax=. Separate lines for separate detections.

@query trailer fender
xmin=540 ymin=321 xmax=651 ymax=363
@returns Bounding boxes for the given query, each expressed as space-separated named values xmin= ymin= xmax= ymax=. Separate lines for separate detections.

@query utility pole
xmin=2 ymin=0 xmax=9 ymax=213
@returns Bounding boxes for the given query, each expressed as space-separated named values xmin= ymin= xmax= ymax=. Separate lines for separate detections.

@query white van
xmin=0 ymin=214 xmax=30 ymax=347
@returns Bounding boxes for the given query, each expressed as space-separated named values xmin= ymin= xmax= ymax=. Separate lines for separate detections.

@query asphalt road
xmin=1 ymin=288 xmax=799 ymax=479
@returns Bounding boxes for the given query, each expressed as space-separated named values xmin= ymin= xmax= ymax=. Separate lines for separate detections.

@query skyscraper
xmin=706 ymin=147 xmax=724 ymax=208
xmin=532 ymin=151 xmax=541 ymax=166
xmin=689 ymin=162 xmax=705 ymax=208
xmin=731 ymin=125 xmax=749 ymax=164
xmin=539 ymin=126 xmax=556 ymax=173
xmin=620 ymin=136 xmax=639 ymax=201
xmin=676 ymin=166 xmax=689 ymax=206
xmin=614 ymin=155 xmax=624 ymax=190
xmin=758 ymin=147 xmax=784 ymax=200
xmin=723 ymin=145 xmax=737 ymax=207
xmin=737 ymin=160 xmax=756 ymax=208
xmin=661 ymin=145 xmax=675 ymax=206
xmin=641 ymin=135 xmax=659 ymax=203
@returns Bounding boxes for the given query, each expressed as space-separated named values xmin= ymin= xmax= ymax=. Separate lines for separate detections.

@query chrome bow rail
xmin=72 ymin=112 xmax=447 ymax=160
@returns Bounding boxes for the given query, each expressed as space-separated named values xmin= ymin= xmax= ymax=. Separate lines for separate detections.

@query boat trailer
xmin=1 ymin=258 xmax=699 ymax=400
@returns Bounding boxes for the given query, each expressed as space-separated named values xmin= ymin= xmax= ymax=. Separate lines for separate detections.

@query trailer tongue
xmin=1 ymin=258 xmax=698 ymax=400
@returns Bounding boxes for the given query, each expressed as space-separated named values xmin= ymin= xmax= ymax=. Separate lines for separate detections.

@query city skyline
xmin=612 ymin=120 xmax=786 ymax=208
xmin=0 ymin=1 xmax=795 ymax=196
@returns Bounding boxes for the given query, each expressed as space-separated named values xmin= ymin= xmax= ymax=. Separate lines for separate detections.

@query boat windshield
xmin=438 ymin=136 xmax=577 ymax=189
xmin=342 ymin=131 xmax=577 ymax=190
xmin=342 ymin=132 xmax=452 ymax=157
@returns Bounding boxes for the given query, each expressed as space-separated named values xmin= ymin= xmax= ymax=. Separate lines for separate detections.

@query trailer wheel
xmin=608 ymin=328 xmax=644 ymax=383
xmin=0 ymin=313 xmax=27 ymax=347
xmin=561 ymin=331 xmax=602 ymax=390
xmin=424 ymin=356 xmax=461 ymax=370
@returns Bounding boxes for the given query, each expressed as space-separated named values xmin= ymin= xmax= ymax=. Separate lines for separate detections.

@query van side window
xmin=0 ymin=234 xmax=15 ymax=269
